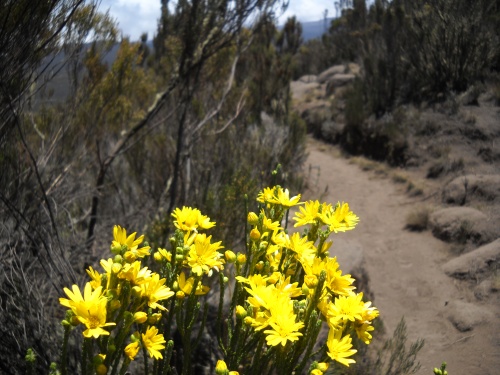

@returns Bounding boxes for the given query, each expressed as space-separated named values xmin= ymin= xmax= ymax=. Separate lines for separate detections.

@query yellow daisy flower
xmin=322 ymin=202 xmax=359 ymax=233
xmin=326 ymin=329 xmax=357 ymax=367
xmin=186 ymin=233 xmax=224 ymax=276
xmin=59 ymin=283 xmax=116 ymax=338
xmin=275 ymin=188 xmax=302 ymax=208
xmin=124 ymin=341 xmax=140 ymax=360
xmin=142 ymin=326 xmax=166 ymax=359
xmin=118 ymin=261 xmax=152 ymax=284
xmin=140 ymin=274 xmax=175 ymax=310
xmin=177 ymin=272 xmax=209 ymax=295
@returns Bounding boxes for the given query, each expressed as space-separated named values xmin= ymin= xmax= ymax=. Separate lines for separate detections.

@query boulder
xmin=298 ymin=74 xmax=317 ymax=83
xmin=325 ymin=73 xmax=356 ymax=96
xmin=445 ymin=300 xmax=494 ymax=332
xmin=474 ymin=279 xmax=496 ymax=300
xmin=347 ymin=62 xmax=361 ymax=76
xmin=442 ymin=238 xmax=500 ymax=279
xmin=317 ymin=65 xmax=346 ymax=84
xmin=442 ymin=174 xmax=500 ymax=204
xmin=429 ymin=207 xmax=491 ymax=244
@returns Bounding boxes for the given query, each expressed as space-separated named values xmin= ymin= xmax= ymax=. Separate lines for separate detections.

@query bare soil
xmin=301 ymin=136 xmax=500 ymax=375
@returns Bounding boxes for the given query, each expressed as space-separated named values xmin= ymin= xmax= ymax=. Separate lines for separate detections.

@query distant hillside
xmin=299 ymin=18 xmax=333 ymax=41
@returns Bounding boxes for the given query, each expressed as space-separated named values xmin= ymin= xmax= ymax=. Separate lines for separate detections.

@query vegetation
xmin=0 ymin=1 xmax=309 ymax=373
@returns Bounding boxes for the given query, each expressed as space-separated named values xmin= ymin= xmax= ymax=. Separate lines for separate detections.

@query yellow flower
xmin=293 ymin=200 xmax=322 ymax=227
xmin=263 ymin=310 xmax=304 ymax=346
xmin=186 ymin=233 xmax=225 ymax=276
xmin=157 ymin=248 xmax=172 ymax=262
xmin=140 ymin=274 xmax=175 ymax=310
xmin=261 ymin=212 xmax=282 ymax=232
xmin=124 ymin=341 xmax=140 ymax=360
xmin=171 ymin=206 xmax=215 ymax=232
xmin=326 ymin=330 xmax=357 ymax=366
xmin=327 ymin=293 xmax=364 ymax=326
xmin=142 ymin=326 xmax=166 ymax=359
xmin=59 ymin=283 xmax=116 ymax=338
xmin=177 ymin=272 xmax=209 ymax=295
xmin=86 ymin=266 xmax=102 ymax=290
xmin=275 ymin=187 xmax=301 ymax=208
xmin=257 ymin=187 xmax=277 ymax=204
xmin=321 ymin=202 xmax=359 ymax=233
xmin=112 ymin=225 xmax=150 ymax=254
xmin=118 ymin=261 xmax=152 ymax=284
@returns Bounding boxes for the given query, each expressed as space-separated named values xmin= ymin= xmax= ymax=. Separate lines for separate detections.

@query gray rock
xmin=298 ymin=74 xmax=317 ymax=83
xmin=474 ymin=279 xmax=494 ymax=300
xmin=325 ymin=73 xmax=356 ymax=96
xmin=321 ymin=120 xmax=345 ymax=143
xmin=317 ymin=65 xmax=346 ymax=84
xmin=347 ymin=62 xmax=361 ymax=76
xmin=445 ymin=300 xmax=494 ymax=332
xmin=442 ymin=175 xmax=500 ymax=204
xmin=429 ymin=207 xmax=488 ymax=243
xmin=443 ymin=238 xmax=500 ymax=279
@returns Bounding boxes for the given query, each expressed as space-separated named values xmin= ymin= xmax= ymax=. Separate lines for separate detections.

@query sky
xmin=99 ymin=0 xmax=336 ymax=41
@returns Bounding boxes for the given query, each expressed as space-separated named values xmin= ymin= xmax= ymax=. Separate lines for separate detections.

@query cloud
xmin=279 ymin=0 xmax=334 ymax=23
xmin=100 ymin=0 xmax=160 ymax=41
xmin=99 ymin=0 xmax=337 ymax=40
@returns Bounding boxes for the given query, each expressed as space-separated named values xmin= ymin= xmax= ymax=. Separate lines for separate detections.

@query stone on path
xmin=442 ymin=174 xmax=500 ymax=204
xmin=429 ymin=207 xmax=488 ymax=243
xmin=442 ymin=238 xmax=500 ymax=279
xmin=445 ymin=300 xmax=494 ymax=332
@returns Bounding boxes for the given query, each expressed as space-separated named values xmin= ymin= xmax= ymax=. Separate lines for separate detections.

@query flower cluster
xmin=60 ymin=226 xmax=171 ymax=372
xmin=236 ymin=186 xmax=377 ymax=372
xmin=58 ymin=186 xmax=377 ymax=375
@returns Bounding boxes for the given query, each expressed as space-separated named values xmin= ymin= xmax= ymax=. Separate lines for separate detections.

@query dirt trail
xmin=302 ymin=136 xmax=500 ymax=375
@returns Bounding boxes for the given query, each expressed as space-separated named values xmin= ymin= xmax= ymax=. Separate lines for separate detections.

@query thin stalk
xmin=60 ymin=325 xmax=71 ymax=375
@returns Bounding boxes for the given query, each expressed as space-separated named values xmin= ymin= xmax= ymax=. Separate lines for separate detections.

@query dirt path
xmin=302 ymin=136 xmax=499 ymax=375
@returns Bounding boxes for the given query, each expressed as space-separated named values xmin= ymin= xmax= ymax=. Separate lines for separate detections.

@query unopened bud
xmin=111 ymin=263 xmax=122 ymax=274
xmin=176 ymin=291 xmax=186 ymax=299
xmin=133 ymin=312 xmax=148 ymax=324
xmin=96 ymin=364 xmax=107 ymax=375
xmin=255 ymin=261 xmax=264 ymax=271
xmin=225 ymin=250 xmax=236 ymax=263
xmin=236 ymin=253 xmax=246 ymax=264
xmin=215 ymin=360 xmax=229 ymax=375
xmin=153 ymin=252 xmax=162 ymax=262
xmin=235 ymin=305 xmax=247 ymax=319
xmin=250 ymin=228 xmax=261 ymax=241
xmin=247 ymin=212 xmax=259 ymax=225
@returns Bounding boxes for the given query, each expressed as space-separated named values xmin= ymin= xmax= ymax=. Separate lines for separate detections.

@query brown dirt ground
xmin=301 ymin=135 xmax=500 ymax=375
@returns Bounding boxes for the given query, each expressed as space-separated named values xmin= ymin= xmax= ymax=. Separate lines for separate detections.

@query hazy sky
xmin=100 ymin=0 xmax=336 ymax=41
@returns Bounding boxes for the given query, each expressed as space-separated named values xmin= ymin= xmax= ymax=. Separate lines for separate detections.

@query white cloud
xmin=279 ymin=1 xmax=334 ymax=24
xmin=100 ymin=0 xmax=160 ymax=41
xmin=99 ymin=0 xmax=337 ymax=40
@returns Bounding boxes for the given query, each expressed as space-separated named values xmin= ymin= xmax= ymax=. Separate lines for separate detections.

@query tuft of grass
xmin=406 ymin=181 xmax=424 ymax=197
xmin=392 ymin=171 xmax=409 ymax=184
xmin=405 ymin=206 xmax=431 ymax=231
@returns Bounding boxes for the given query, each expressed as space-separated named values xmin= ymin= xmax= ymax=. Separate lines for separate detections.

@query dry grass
xmin=405 ymin=206 xmax=431 ymax=231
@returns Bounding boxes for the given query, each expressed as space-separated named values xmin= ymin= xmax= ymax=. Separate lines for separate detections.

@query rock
xmin=290 ymin=80 xmax=321 ymax=101
xmin=321 ymin=120 xmax=345 ymax=143
xmin=442 ymin=239 xmax=500 ymax=279
xmin=474 ymin=279 xmax=494 ymax=300
xmin=317 ymin=65 xmax=346 ymax=84
xmin=325 ymin=73 xmax=356 ymax=96
xmin=442 ymin=175 xmax=500 ymax=204
xmin=428 ymin=207 xmax=489 ymax=244
xmin=445 ymin=300 xmax=494 ymax=332
xmin=347 ymin=62 xmax=361 ymax=76
xmin=298 ymin=74 xmax=317 ymax=83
